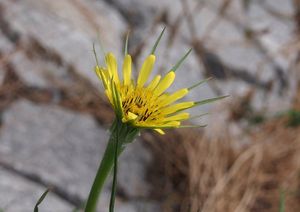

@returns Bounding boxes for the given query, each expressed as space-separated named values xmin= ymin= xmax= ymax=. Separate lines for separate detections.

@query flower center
xmin=121 ymin=86 xmax=160 ymax=122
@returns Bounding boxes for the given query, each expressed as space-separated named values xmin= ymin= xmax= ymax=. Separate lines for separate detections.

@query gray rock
xmin=247 ymin=0 xmax=294 ymax=53
xmin=191 ymin=0 xmax=296 ymax=113
xmin=0 ymin=100 xmax=108 ymax=200
xmin=115 ymin=200 xmax=161 ymax=212
xmin=130 ymin=200 xmax=161 ymax=212
xmin=265 ymin=0 xmax=294 ymax=17
xmin=0 ymin=100 xmax=157 ymax=210
xmin=0 ymin=31 xmax=13 ymax=53
xmin=97 ymin=192 xmax=160 ymax=212
xmin=0 ymin=67 xmax=5 ymax=86
xmin=9 ymin=51 xmax=56 ymax=88
xmin=0 ymin=167 xmax=72 ymax=212
xmin=105 ymin=0 xmax=183 ymax=51
xmin=8 ymin=49 xmax=72 ymax=89
xmin=0 ymin=31 xmax=13 ymax=85
xmin=106 ymin=0 xmax=158 ymax=26
xmin=119 ymin=140 xmax=152 ymax=198
xmin=0 ymin=0 xmax=127 ymax=86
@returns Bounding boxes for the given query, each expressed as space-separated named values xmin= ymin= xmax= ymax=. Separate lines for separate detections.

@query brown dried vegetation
xmin=145 ymin=101 xmax=300 ymax=212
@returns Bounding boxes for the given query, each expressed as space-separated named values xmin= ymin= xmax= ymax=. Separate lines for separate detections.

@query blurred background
xmin=0 ymin=0 xmax=299 ymax=211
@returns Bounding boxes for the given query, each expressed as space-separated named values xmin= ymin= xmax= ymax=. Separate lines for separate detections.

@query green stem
xmin=84 ymin=132 xmax=117 ymax=212
xmin=84 ymin=120 xmax=139 ymax=212
xmin=109 ymin=122 xmax=119 ymax=212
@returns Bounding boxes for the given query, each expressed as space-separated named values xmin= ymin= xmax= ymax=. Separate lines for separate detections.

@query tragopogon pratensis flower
xmin=85 ymin=28 xmax=228 ymax=212
xmin=94 ymin=28 xmax=226 ymax=134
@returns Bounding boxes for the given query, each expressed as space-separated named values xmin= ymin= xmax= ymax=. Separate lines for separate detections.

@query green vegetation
xmin=34 ymin=189 xmax=50 ymax=212
xmin=286 ymin=110 xmax=300 ymax=127
xmin=279 ymin=190 xmax=286 ymax=212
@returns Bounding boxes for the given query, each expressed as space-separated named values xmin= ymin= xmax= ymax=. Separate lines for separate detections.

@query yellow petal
xmin=155 ymin=121 xmax=180 ymax=128
xmin=161 ymin=102 xmax=194 ymax=115
xmin=154 ymin=71 xmax=175 ymax=96
xmin=163 ymin=113 xmax=190 ymax=122
xmin=95 ymin=66 xmax=108 ymax=88
xmin=105 ymin=89 xmax=113 ymax=105
xmin=137 ymin=54 xmax=156 ymax=87
xmin=95 ymin=66 xmax=102 ymax=80
xmin=137 ymin=121 xmax=180 ymax=128
xmin=105 ymin=53 xmax=119 ymax=84
xmin=110 ymin=81 xmax=123 ymax=117
xmin=101 ymin=68 xmax=110 ymax=80
xmin=160 ymin=88 xmax=189 ymax=106
xmin=127 ymin=111 xmax=138 ymax=120
xmin=147 ymin=75 xmax=161 ymax=90
xmin=154 ymin=129 xmax=165 ymax=134
xmin=162 ymin=121 xmax=180 ymax=127
xmin=122 ymin=54 xmax=132 ymax=86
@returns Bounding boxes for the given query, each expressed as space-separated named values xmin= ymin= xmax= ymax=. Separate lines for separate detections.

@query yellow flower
xmin=96 ymin=52 xmax=192 ymax=133
xmin=94 ymin=30 xmax=226 ymax=134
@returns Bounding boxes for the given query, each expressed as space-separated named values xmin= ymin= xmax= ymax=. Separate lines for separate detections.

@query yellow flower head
xmin=94 ymin=29 xmax=226 ymax=134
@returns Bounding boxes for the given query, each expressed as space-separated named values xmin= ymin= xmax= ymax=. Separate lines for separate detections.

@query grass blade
xmin=279 ymin=190 xmax=286 ymax=212
xmin=34 ymin=188 xmax=50 ymax=212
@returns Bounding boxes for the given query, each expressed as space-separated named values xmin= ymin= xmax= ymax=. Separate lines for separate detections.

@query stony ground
xmin=0 ymin=0 xmax=298 ymax=211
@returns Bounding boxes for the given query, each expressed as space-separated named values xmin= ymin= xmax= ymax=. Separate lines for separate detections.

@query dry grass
xmin=145 ymin=112 xmax=300 ymax=212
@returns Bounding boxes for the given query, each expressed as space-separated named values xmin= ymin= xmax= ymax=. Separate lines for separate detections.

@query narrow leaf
xmin=151 ymin=27 xmax=166 ymax=55
xmin=195 ymin=95 xmax=229 ymax=106
xmin=189 ymin=113 xmax=210 ymax=120
xmin=170 ymin=48 xmax=192 ymax=72
xmin=92 ymin=43 xmax=100 ymax=66
xmin=279 ymin=190 xmax=286 ymax=212
xmin=177 ymin=124 xmax=207 ymax=128
xmin=34 ymin=188 xmax=50 ymax=212
xmin=124 ymin=31 xmax=130 ymax=56
xmin=188 ymin=77 xmax=212 ymax=90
